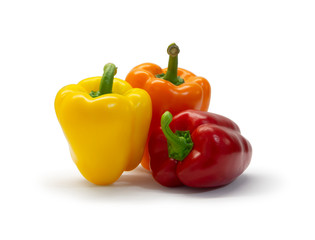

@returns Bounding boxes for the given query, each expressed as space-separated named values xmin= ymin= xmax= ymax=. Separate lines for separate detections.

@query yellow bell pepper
xmin=55 ymin=63 xmax=152 ymax=185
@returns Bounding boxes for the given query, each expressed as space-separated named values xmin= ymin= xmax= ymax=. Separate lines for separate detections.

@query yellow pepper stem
xmin=90 ymin=63 xmax=117 ymax=97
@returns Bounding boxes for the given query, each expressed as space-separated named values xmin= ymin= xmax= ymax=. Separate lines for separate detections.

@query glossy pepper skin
xmin=126 ymin=44 xmax=211 ymax=170
xmin=149 ymin=110 xmax=252 ymax=188
xmin=55 ymin=63 xmax=152 ymax=185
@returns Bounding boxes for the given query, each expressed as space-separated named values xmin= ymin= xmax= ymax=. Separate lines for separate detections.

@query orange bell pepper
xmin=126 ymin=43 xmax=211 ymax=170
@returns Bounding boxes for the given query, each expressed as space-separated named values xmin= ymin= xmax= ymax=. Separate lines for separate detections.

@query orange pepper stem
xmin=158 ymin=43 xmax=184 ymax=86
xmin=90 ymin=63 xmax=117 ymax=98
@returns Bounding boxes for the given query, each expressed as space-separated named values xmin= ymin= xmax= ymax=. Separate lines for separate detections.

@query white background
xmin=1 ymin=0 xmax=314 ymax=239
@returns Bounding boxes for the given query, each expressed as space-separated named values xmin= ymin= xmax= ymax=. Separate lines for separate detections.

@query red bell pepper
xmin=149 ymin=110 xmax=252 ymax=188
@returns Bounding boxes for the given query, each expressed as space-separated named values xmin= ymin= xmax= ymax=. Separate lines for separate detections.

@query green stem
xmin=90 ymin=63 xmax=117 ymax=98
xmin=156 ymin=43 xmax=184 ymax=86
xmin=161 ymin=111 xmax=193 ymax=161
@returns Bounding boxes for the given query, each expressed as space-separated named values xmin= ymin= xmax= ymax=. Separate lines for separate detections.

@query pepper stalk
xmin=161 ymin=111 xmax=193 ymax=161
xmin=90 ymin=63 xmax=117 ymax=97
xmin=156 ymin=43 xmax=185 ymax=86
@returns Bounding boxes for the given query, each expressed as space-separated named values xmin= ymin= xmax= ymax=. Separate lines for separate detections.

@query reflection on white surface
xmin=43 ymin=166 xmax=280 ymax=202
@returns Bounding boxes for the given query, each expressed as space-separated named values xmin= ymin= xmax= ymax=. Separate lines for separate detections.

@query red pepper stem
xmin=161 ymin=111 xmax=194 ymax=161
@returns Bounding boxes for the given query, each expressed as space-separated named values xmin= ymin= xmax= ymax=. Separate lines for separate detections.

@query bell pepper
xmin=126 ymin=43 xmax=211 ymax=170
xmin=149 ymin=110 xmax=252 ymax=188
xmin=55 ymin=63 xmax=152 ymax=185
